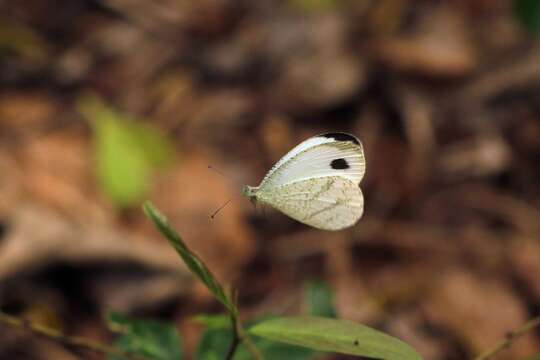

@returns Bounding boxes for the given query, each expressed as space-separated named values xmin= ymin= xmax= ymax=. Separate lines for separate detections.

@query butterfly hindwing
xmin=259 ymin=176 xmax=363 ymax=230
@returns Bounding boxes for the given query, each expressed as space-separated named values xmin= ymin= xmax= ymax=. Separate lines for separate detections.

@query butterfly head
xmin=242 ymin=185 xmax=258 ymax=205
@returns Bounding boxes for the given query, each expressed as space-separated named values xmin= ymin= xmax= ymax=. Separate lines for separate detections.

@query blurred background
xmin=1 ymin=0 xmax=540 ymax=359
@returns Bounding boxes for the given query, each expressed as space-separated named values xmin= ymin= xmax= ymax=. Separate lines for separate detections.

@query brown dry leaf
xmin=386 ymin=311 xmax=455 ymax=360
xmin=324 ymin=235 xmax=378 ymax=323
xmin=158 ymin=87 xmax=254 ymax=149
xmin=104 ymin=0 xmax=234 ymax=36
xmin=151 ymin=150 xmax=255 ymax=284
xmin=438 ymin=134 xmax=512 ymax=178
xmin=18 ymin=130 xmax=107 ymax=224
xmin=0 ymin=204 xmax=189 ymax=281
xmin=188 ymin=89 xmax=254 ymax=131
xmin=0 ymin=92 xmax=59 ymax=134
xmin=270 ymin=229 xmax=342 ymax=261
xmin=375 ymin=5 xmax=477 ymax=77
xmin=423 ymin=269 xmax=538 ymax=358
xmin=259 ymin=114 xmax=295 ymax=162
xmin=0 ymin=149 xmax=22 ymax=218
xmin=511 ymin=239 xmax=540 ymax=303
xmin=267 ymin=14 xmax=365 ymax=112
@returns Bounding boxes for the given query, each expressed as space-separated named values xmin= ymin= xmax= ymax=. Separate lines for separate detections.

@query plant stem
xmin=225 ymin=314 xmax=241 ymax=360
xmin=224 ymin=313 xmax=263 ymax=360
xmin=237 ymin=322 xmax=263 ymax=360
xmin=474 ymin=316 xmax=540 ymax=360
xmin=0 ymin=311 xmax=150 ymax=360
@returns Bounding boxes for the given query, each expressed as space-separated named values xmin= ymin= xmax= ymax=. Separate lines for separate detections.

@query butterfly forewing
xmin=259 ymin=134 xmax=365 ymax=190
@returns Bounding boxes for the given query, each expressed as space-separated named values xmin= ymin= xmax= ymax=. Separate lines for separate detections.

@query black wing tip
xmin=319 ymin=132 xmax=360 ymax=145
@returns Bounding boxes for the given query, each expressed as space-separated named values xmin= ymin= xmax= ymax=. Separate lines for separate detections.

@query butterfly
xmin=242 ymin=132 xmax=365 ymax=230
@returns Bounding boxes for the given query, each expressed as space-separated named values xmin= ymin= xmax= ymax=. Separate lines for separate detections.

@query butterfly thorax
xmin=241 ymin=185 xmax=259 ymax=205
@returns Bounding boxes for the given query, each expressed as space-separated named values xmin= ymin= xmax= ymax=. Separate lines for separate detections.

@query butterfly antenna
xmin=210 ymin=199 xmax=232 ymax=219
xmin=208 ymin=164 xmax=245 ymax=193
xmin=208 ymin=165 xmax=227 ymax=178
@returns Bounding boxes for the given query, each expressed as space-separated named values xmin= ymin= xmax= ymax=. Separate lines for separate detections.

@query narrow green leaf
xmin=303 ymin=281 xmax=336 ymax=318
xmin=249 ymin=316 xmax=422 ymax=360
xmin=143 ymin=202 xmax=237 ymax=316
xmin=514 ymin=0 xmax=540 ymax=33
xmin=106 ymin=312 xmax=182 ymax=360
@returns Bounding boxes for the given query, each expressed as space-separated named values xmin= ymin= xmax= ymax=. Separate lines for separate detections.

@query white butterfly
xmin=242 ymin=132 xmax=365 ymax=231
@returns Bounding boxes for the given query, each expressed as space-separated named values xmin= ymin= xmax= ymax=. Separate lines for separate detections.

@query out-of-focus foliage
xmin=80 ymin=97 xmax=173 ymax=207
xmin=514 ymin=0 xmax=540 ymax=33
xmin=194 ymin=278 xmax=337 ymax=360
xmin=107 ymin=312 xmax=182 ymax=360
xmin=304 ymin=281 xmax=337 ymax=318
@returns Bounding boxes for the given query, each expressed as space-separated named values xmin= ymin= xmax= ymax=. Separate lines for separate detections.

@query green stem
xmin=237 ymin=322 xmax=263 ymax=360
xmin=474 ymin=316 xmax=540 ymax=360
xmin=0 ymin=311 xmax=150 ymax=360
xmin=224 ymin=312 xmax=263 ymax=360
xmin=225 ymin=314 xmax=241 ymax=360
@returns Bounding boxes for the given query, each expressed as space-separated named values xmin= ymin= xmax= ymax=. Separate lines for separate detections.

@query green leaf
xmin=514 ymin=0 xmax=540 ymax=33
xmin=106 ymin=312 xmax=182 ymax=360
xmin=143 ymin=202 xmax=237 ymax=316
xmin=79 ymin=95 xmax=173 ymax=208
xmin=249 ymin=316 xmax=422 ymax=360
xmin=303 ymin=281 xmax=336 ymax=318
xmin=195 ymin=316 xmax=314 ymax=360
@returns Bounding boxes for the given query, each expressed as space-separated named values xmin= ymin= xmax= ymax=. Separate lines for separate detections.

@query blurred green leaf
xmin=514 ymin=0 xmax=540 ymax=33
xmin=79 ymin=96 xmax=173 ymax=208
xmin=304 ymin=281 xmax=336 ymax=318
xmin=194 ymin=315 xmax=313 ymax=360
xmin=249 ymin=316 xmax=422 ymax=360
xmin=143 ymin=202 xmax=237 ymax=316
xmin=106 ymin=312 xmax=182 ymax=360
xmin=195 ymin=325 xmax=232 ymax=360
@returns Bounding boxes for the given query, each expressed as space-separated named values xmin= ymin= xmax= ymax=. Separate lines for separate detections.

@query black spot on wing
xmin=331 ymin=158 xmax=349 ymax=169
xmin=319 ymin=132 xmax=360 ymax=145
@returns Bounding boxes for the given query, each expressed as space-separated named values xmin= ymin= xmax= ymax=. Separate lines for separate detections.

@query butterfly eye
xmin=330 ymin=158 xmax=350 ymax=170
